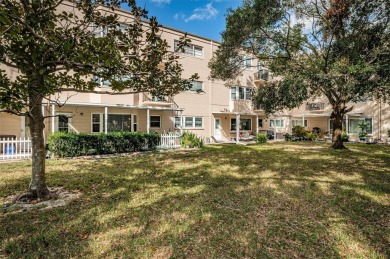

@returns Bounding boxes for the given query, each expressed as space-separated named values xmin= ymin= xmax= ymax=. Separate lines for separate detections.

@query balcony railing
xmin=254 ymin=69 xmax=269 ymax=82
xmin=306 ymin=102 xmax=325 ymax=111
xmin=142 ymin=93 xmax=174 ymax=105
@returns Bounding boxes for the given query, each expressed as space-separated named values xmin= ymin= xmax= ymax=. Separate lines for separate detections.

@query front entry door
xmin=214 ymin=118 xmax=222 ymax=140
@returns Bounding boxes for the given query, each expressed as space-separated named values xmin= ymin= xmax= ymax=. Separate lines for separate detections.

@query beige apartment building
xmin=1 ymin=2 xmax=389 ymax=143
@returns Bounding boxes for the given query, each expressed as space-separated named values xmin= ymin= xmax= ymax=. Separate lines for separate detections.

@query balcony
xmin=253 ymin=103 xmax=263 ymax=111
xmin=142 ymin=93 xmax=174 ymax=107
xmin=306 ymin=102 xmax=325 ymax=111
xmin=253 ymin=69 xmax=269 ymax=84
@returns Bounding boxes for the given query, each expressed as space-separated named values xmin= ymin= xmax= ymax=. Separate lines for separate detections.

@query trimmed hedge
xmin=48 ymin=132 xmax=160 ymax=158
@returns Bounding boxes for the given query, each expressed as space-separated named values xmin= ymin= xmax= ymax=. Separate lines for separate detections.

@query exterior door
xmin=214 ymin=118 xmax=222 ymax=140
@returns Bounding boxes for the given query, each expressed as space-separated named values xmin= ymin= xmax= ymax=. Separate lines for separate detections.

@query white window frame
xmin=270 ymin=119 xmax=285 ymax=128
xmin=292 ymin=120 xmax=308 ymax=127
xmin=175 ymin=116 xmax=203 ymax=129
xmin=237 ymin=56 xmax=252 ymax=70
xmin=174 ymin=40 xmax=203 ymax=58
xmin=348 ymin=117 xmax=373 ymax=134
xmin=230 ymin=86 xmax=253 ymax=100
xmin=188 ymin=81 xmax=203 ymax=92
xmin=231 ymin=118 xmax=252 ymax=131
xmin=91 ymin=113 xmax=136 ymax=133
xmin=56 ymin=113 xmax=72 ymax=132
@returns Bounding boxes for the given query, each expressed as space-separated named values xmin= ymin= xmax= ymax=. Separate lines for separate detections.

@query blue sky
xmin=122 ymin=0 xmax=242 ymax=42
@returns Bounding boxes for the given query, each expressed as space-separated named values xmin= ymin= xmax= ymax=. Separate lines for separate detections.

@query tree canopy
xmin=0 ymin=0 xmax=196 ymax=198
xmin=209 ymin=0 xmax=390 ymax=148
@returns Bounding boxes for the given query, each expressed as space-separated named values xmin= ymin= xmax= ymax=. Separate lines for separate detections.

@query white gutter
xmin=52 ymin=101 xmax=184 ymax=112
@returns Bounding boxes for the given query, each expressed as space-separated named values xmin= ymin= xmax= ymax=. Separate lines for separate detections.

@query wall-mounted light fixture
xmin=80 ymin=112 xmax=84 ymax=117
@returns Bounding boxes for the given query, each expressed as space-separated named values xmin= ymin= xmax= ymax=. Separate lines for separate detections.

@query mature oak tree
xmin=209 ymin=0 xmax=389 ymax=149
xmin=0 ymin=0 xmax=196 ymax=199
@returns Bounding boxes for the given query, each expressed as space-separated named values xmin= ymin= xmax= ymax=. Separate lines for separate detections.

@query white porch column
xmin=236 ymin=113 xmax=240 ymax=144
xmin=104 ymin=106 xmax=108 ymax=134
xmin=256 ymin=115 xmax=259 ymax=134
xmin=51 ymin=104 xmax=55 ymax=133
xmin=180 ymin=111 xmax=183 ymax=135
xmin=346 ymin=114 xmax=349 ymax=133
xmin=146 ymin=108 xmax=150 ymax=133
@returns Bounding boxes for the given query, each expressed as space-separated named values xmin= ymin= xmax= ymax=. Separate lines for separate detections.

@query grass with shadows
xmin=0 ymin=142 xmax=389 ymax=258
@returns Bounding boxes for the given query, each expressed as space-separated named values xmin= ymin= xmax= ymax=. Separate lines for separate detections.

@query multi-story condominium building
xmin=1 ymin=2 xmax=389 ymax=144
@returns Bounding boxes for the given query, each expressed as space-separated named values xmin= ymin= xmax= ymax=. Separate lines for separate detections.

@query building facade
xmin=1 ymin=2 xmax=389 ymax=143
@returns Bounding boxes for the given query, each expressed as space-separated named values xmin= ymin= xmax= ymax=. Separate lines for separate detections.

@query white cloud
xmin=183 ymin=3 xmax=218 ymax=22
xmin=173 ymin=12 xmax=186 ymax=21
xmin=151 ymin=0 xmax=171 ymax=4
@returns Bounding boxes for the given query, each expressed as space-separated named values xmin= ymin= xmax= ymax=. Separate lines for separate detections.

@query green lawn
xmin=0 ymin=142 xmax=389 ymax=258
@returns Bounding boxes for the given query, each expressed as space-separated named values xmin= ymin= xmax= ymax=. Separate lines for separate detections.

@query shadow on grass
xmin=0 ymin=142 xmax=389 ymax=258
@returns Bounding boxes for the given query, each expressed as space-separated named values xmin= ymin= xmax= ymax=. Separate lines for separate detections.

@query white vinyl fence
xmin=158 ymin=133 xmax=181 ymax=149
xmin=0 ymin=138 xmax=32 ymax=160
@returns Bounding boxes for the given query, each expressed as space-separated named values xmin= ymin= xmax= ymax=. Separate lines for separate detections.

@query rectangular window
xmin=239 ymin=87 xmax=245 ymax=99
xmin=92 ymin=114 xmax=135 ymax=133
xmin=349 ymin=118 xmax=373 ymax=134
xmin=194 ymin=117 xmax=203 ymax=128
xmin=240 ymin=56 xmax=252 ymax=69
xmin=231 ymin=87 xmax=253 ymax=100
xmin=292 ymin=120 xmax=308 ymax=127
xmin=189 ymin=81 xmax=203 ymax=92
xmin=133 ymin=115 xmax=137 ymax=132
xmin=179 ymin=116 xmax=203 ymax=128
xmin=257 ymin=61 xmax=263 ymax=71
xmin=246 ymin=88 xmax=252 ymax=100
xmin=107 ymin=114 xmax=131 ymax=132
xmin=231 ymin=118 xmax=237 ymax=131
xmin=231 ymin=118 xmax=251 ymax=130
xmin=92 ymin=114 xmax=101 ymax=133
xmin=185 ymin=117 xmax=193 ymax=127
xmin=231 ymin=87 xmax=237 ymax=100
xmin=58 ymin=115 xmax=69 ymax=133
xmin=270 ymin=119 xmax=285 ymax=128
xmin=150 ymin=115 xmax=161 ymax=128
xmin=174 ymin=117 xmax=182 ymax=128
xmin=174 ymin=40 xmax=203 ymax=58
xmin=258 ymin=119 xmax=263 ymax=128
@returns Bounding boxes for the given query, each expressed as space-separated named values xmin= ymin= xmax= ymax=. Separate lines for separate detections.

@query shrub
xmin=180 ymin=132 xmax=204 ymax=148
xmin=306 ymin=132 xmax=317 ymax=141
xmin=48 ymin=131 xmax=159 ymax=157
xmin=283 ymin=133 xmax=292 ymax=141
xmin=292 ymin=125 xmax=308 ymax=138
xmin=256 ymin=133 xmax=267 ymax=144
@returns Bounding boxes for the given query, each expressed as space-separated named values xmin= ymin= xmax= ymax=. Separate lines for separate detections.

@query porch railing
xmin=158 ymin=132 xmax=181 ymax=149
xmin=0 ymin=137 xmax=32 ymax=160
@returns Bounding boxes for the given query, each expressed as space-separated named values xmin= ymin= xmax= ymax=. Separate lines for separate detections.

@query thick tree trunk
xmin=331 ymin=113 xmax=346 ymax=149
xmin=28 ymin=100 xmax=49 ymax=198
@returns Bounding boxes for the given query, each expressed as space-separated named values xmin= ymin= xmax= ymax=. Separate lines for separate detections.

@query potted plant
xmin=358 ymin=122 xmax=369 ymax=142
xmin=341 ymin=131 xmax=349 ymax=142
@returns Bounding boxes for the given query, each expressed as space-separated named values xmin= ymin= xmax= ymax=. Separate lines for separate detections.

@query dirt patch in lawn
xmin=1 ymin=187 xmax=81 ymax=214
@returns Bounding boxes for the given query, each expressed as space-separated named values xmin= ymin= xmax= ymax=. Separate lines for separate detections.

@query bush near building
xmin=48 ymin=132 xmax=159 ymax=157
